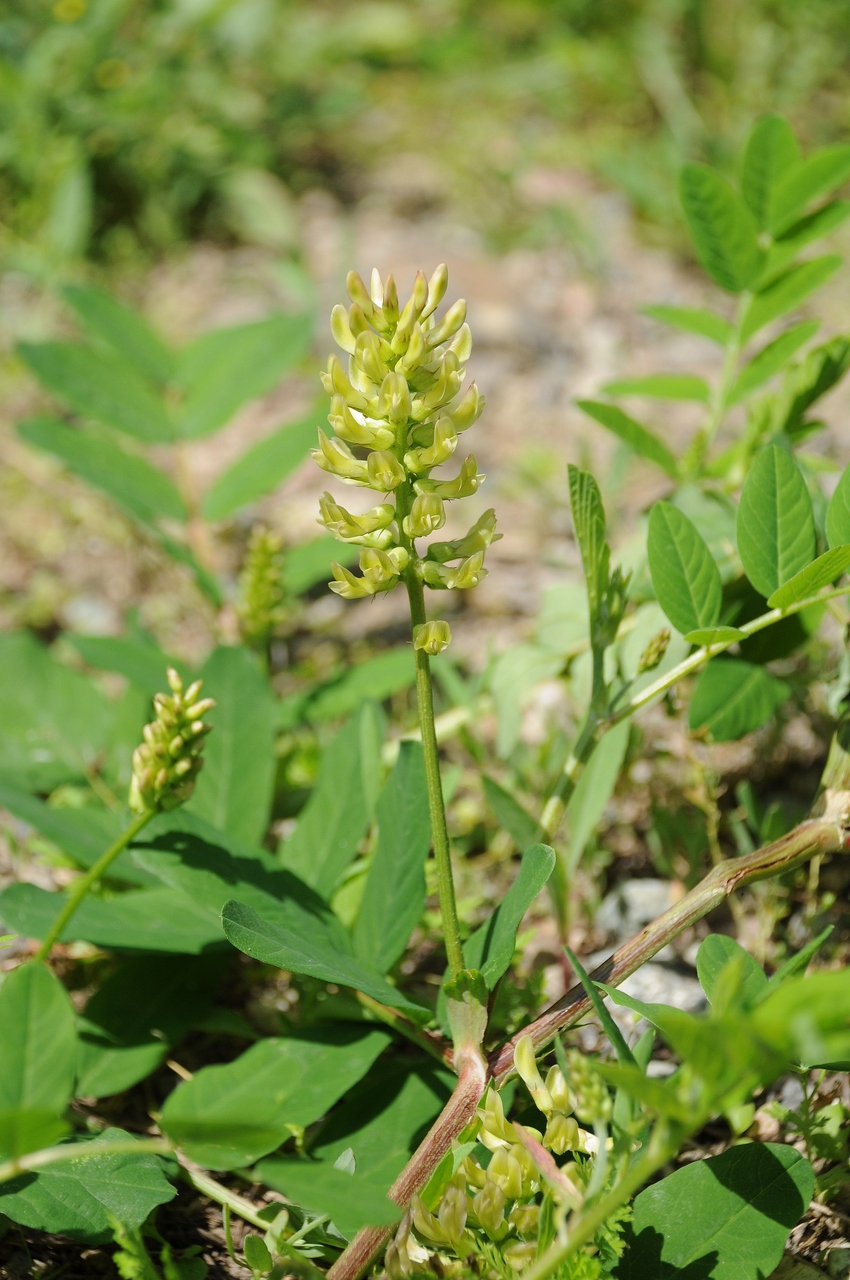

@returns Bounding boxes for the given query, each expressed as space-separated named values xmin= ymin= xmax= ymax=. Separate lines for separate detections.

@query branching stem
xmin=33 ymin=808 xmax=154 ymax=963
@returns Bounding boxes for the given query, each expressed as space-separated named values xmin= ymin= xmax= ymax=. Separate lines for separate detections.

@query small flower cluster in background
xmin=129 ymin=669 xmax=215 ymax=813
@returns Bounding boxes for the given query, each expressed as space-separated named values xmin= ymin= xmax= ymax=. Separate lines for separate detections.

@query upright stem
xmin=405 ymin=569 xmax=464 ymax=978
xmin=33 ymin=809 xmax=154 ymax=962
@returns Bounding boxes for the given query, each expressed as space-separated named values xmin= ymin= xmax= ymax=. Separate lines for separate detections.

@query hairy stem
xmin=33 ymin=809 xmax=154 ymax=963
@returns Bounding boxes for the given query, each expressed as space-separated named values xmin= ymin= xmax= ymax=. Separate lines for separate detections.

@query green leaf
xmin=489 ymin=643 xmax=564 ymax=759
xmin=737 ymin=444 xmax=816 ymax=597
xmin=0 ymin=632 xmax=112 ymax=790
xmin=77 ymin=955 xmax=226 ymax=1098
xmin=568 ymin=463 xmax=608 ymax=620
xmin=564 ymin=947 xmax=635 ymax=1065
xmin=353 ymin=742 xmax=429 ymax=973
xmin=0 ymin=1127 xmax=176 ymax=1245
xmin=602 ymin=374 xmax=710 ymax=402
xmin=642 ymin=305 xmax=733 ymax=346
xmin=0 ymin=963 xmax=76 ymax=1116
xmin=301 ymin=650 xmax=416 ymax=724
xmin=482 ymin=776 xmax=538 ymax=851
xmin=761 ymin=201 xmax=850 ymax=281
xmin=683 ymin=626 xmax=746 ymax=645
xmin=767 ymin=545 xmax=850 ymax=608
xmin=780 ymin=336 xmax=850 ymax=440
xmin=648 ymin=502 xmax=722 ymax=636
xmin=695 ymin=934 xmax=768 ymax=1006
xmin=0 ymin=1111 xmax=70 ymax=1161
xmin=827 ymin=464 xmax=850 ymax=548
xmin=0 ymin=781 xmax=150 ymax=886
xmin=575 ymin=402 xmax=677 ymax=478
xmin=284 ymin=535 xmax=359 ymax=597
xmin=754 ymin=969 xmax=850 ymax=1067
xmin=688 ymin=659 xmax=790 ymax=741
xmin=201 ymin=410 xmax=319 ymax=520
xmin=0 ymin=883 xmax=226 ymax=953
xmin=66 ymin=632 xmax=185 ymax=698
xmin=221 ymin=898 xmax=426 ymax=1018
xmin=63 ymin=285 xmax=175 ymax=386
xmin=617 ymin=1142 xmax=813 ymax=1280
xmin=18 ymin=416 xmax=186 ymax=525
xmin=728 ymin=322 xmax=820 ymax=404
xmin=765 ymin=926 xmax=833 ymax=992
xmin=186 ymin=646 xmax=276 ymax=848
xmin=741 ymin=113 xmax=800 ymax=230
xmin=174 ymin=314 xmax=311 ymax=439
xmin=564 ymin=719 xmax=630 ymax=874
xmin=17 ymin=342 xmax=173 ymax=443
xmin=463 ymin=845 xmax=555 ymax=988
xmin=770 ymin=144 xmax=850 ymax=234
xmin=280 ymin=703 xmax=384 ymax=898
xmin=257 ymin=1060 xmax=451 ymax=1238
xmin=741 ymin=256 xmax=842 ymax=342
xmin=679 ymin=163 xmax=764 ymax=292
xmin=160 ymin=1027 xmax=390 ymax=1169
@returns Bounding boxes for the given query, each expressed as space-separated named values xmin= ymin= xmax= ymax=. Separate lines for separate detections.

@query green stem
xmin=33 ymin=809 xmax=154 ymax=962
xmin=178 ymin=1161 xmax=274 ymax=1232
xmin=405 ymin=569 xmax=464 ymax=978
xmin=0 ymin=1138 xmax=171 ymax=1186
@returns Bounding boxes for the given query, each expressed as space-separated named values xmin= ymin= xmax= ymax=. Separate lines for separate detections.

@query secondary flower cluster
xmin=314 ymin=264 xmax=500 ymax=654
xmin=386 ymin=1037 xmax=611 ymax=1277
xmin=236 ymin=525 xmax=288 ymax=650
xmin=129 ymin=669 xmax=215 ymax=813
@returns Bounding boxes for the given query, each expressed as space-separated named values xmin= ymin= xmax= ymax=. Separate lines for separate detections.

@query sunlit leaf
xmin=679 ymin=164 xmax=764 ymax=292
xmin=576 ymin=402 xmax=677 ymax=478
xmin=741 ymin=113 xmax=800 ymax=230
xmin=767 ymin=545 xmax=850 ymax=609
xmin=728 ymin=321 xmax=819 ymax=404
xmin=642 ymin=305 xmax=733 ymax=346
xmin=741 ymin=256 xmax=842 ymax=342
xmin=688 ymin=659 xmax=790 ymax=741
xmin=602 ymin=374 xmax=710 ymax=402
xmin=737 ymin=445 xmax=815 ymax=597
xmin=770 ymin=144 xmax=850 ymax=234
xmin=648 ymin=502 xmax=722 ymax=636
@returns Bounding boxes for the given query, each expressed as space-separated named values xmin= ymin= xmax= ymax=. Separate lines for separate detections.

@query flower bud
xmin=236 ymin=525 xmax=288 ymax=649
xmin=420 ymin=550 xmax=487 ymax=590
xmin=487 ymin=1147 xmax=524 ymax=1200
xmin=329 ymin=396 xmax=395 ymax=449
xmin=543 ymin=1113 xmax=581 ymax=1155
xmin=545 ymin=1065 xmax=573 ymax=1114
xmin=451 ymin=382 xmax=485 ymax=431
xmin=326 ymin=353 xmax=371 ymax=411
xmin=330 ymin=304 xmax=356 ymax=354
xmin=437 ymin=1181 xmax=467 ymax=1245
xmin=566 ymin=1049 xmax=613 ymax=1124
xmin=312 ymin=429 xmax=368 ymax=484
xmin=397 ymin=322 xmax=427 ymax=376
xmin=448 ymin=322 xmax=473 ymax=363
xmin=461 ymin=1156 xmax=487 ymax=1190
xmin=472 ymin=1181 xmax=505 ymax=1234
xmin=415 ymin=455 xmax=483 ymax=500
xmin=411 ymin=1196 xmax=444 ymax=1244
xmin=129 ymin=670 xmax=215 ymax=813
xmin=379 ymin=372 xmax=412 ymax=425
xmin=412 ymin=352 xmax=462 ymax=418
xmin=513 ymin=1035 xmax=554 ymax=1115
xmin=404 ymin=417 xmax=458 ymax=473
xmin=346 ymin=270 xmax=375 ymax=318
xmin=428 ymin=297 xmax=467 ymax=347
xmin=504 ymin=1241 xmax=537 ymax=1271
xmin=413 ymin=620 xmax=452 ymax=655
xmin=366 ymin=450 xmax=406 ymax=491
xmin=382 ymin=272 xmax=399 ymax=325
xmin=403 ymin=493 xmax=446 ymax=538
xmin=354 ymin=330 xmax=390 ymax=385
xmin=637 ymin=626 xmax=671 ymax=674
xmin=427 ymin=508 xmax=499 ymax=563
xmin=318 ymin=493 xmax=395 ymax=546
xmin=422 ymin=263 xmax=449 ymax=320
xmin=508 ymin=1203 xmax=539 ymax=1235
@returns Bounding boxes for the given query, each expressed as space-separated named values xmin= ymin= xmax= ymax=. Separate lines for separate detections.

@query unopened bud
xmin=129 ymin=671 xmax=215 ymax=813
xmin=504 ymin=1241 xmax=537 ymax=1271
xmin=487 ymin=1147 xmax=524 ymax=1200
xmin=330 ymin=304 xmax=356 ymax=354
xmin=437 ymin=1181 xmax=467 ymax=1245
xmin=566 ymin=1049 xmax=613 ymax=1124
xmin=428 ymin=298 xmax=468 ymax=347
xmin=545 ymin=1065 xmax=573 ymax=1114
xmin=472 ymin=1181 xmax=505 ymax=1234
xmin=508 ymin=1203 xmax=539 ymax=1235
xmin=413 ymin=620 xmax=452 ymax=656
xmin=422 ymin=263 xmax=449 ymax=319
xmin=346 ymin=270 xmax=374 ymax=317
xmin=379 ymin=372 xmax=412 ymax=425
xmin=543 ymin=1113 xmax=581 ymax=1155
xmin=637 ymin=626 xmax=671 ymax=674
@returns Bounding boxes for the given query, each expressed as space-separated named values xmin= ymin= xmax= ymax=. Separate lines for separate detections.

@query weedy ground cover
xmin=2 ymin=115 xmax=850 ymax=1280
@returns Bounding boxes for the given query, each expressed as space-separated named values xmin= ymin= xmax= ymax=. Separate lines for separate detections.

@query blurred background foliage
xmin=4 ymin=0 xmax=850 ymax=273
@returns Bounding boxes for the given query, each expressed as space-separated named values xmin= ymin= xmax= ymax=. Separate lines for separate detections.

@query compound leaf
xmin=742 ymin=256 xmax=842 ymax=342
xmin=175 ymin=313 xmax=311 ymax=439
xmin=741 ymin=113 xmax=800 ymax=230
xmin=17 ymin=342 xmax=173 ymax=443
xmin=353 ymin=741 xmax=429 ymax=973
xmin=679 ymin=163 xmax=764 ymax=292
xmin=827 ymin=464 xmax=850 ymax=547
xmin=688 ymin=659 xmax=790 ymax=741
xmin=576 ymin=402 xmax=677 ymax=478
xmin=201 ymin=410 xmax=319 ymax=520
xmin=737 ymin=444 xmax=815 ymax=597
xmin=780 ymin=336 xmax=850 ymax=440
xmin=160 ymin=1027 xmax=390 ymax=1168
xmin=642 ymin=305 xmax=733 ymax=346
xmin=728 ymin=321 xmax=819 ymax=404
xmin=18 ymin=416 xmax=186 ymax=525
xmin=767 ymin=545 xmax=850 ymax=609
xmin=770 ymin=144 xmax=850 ymax=235
xmin=648 ymin=502 xmax=722 ymax=636
xmin=62 ymin=285 xmax=175 ymax=386
xmin=762 ymin=200 xmax=850 ymax=280
xmin=602 ymin=374 xmax=710 ymax=402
